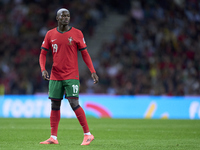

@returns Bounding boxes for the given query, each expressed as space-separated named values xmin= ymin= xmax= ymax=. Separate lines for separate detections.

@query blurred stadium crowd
xmin=0 ymin=0 xmax=200 ymax=96
xmin=80 ymin=0 xmax=200 ymax=96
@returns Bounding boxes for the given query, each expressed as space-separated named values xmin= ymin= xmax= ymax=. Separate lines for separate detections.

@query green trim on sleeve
xmin=41 ymin=47 xmax=49 ymax=51
xmin=79 ymin=47 xmax=87 ymax=51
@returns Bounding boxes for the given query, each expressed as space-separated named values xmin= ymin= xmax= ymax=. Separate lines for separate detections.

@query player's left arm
xmin=81 ymin=49 xmax=99 ymax=84
xmin=77 ymin=30 xmax=99 ymax=84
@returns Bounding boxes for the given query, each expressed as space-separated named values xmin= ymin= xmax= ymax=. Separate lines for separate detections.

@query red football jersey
xmin=41 ymin=27 xmax=87 ymax=80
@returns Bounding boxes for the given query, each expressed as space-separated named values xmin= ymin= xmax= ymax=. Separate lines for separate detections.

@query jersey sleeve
xmin=39 ymin=49 xmax=48 ymax=72
xmin=41 ymin=31 xmax=50 ymax=51
xmin=77 ymin=30 xmax=87 ymax=51
xmin=81 ymin=49 xmax=96 ymax=73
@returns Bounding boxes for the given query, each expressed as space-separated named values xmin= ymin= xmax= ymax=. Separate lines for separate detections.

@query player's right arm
xmin=39 ymin=31 xmax=50 ymax=80
xmin=39 ymin=50 xmax=49 ymax=80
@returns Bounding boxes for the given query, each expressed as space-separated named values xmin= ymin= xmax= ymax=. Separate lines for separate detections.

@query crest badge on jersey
xmin=68 ymin=37 xmax=73 ymax=45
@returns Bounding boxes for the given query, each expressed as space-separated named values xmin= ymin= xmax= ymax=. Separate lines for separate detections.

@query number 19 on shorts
xmin=72 ymin=85 xmax=79 ymax=94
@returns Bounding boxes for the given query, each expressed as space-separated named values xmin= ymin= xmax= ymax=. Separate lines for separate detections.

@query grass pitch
xmin=0 ymin=118 xmax=200 ymax=150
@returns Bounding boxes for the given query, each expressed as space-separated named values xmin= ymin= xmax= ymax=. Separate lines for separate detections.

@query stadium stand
xmin=0 ymin=0 xmax=200 ymax=96
xmin=79 ymin=0 xmax=200 ymax=95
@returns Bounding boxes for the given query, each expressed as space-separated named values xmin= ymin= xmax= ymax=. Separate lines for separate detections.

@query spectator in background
xmin=80 ymin=0 xmax=200 ymax=96
xmin=0 ymin=0 xmax=200 ymax=96
xmin=0 ymin=0 xmax=105 ymax=94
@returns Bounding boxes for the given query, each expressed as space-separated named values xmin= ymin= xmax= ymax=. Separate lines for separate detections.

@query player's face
xmin=57 ymin=11 xmax=70 ymax=25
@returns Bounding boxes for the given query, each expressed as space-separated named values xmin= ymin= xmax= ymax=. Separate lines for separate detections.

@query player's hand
xmin=42 ymin=70 xmax=50 ymax=80
xmin=91 ymin=72 xmax=99 ymax=84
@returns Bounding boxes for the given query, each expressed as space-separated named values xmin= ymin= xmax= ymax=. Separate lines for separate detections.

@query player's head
xmin=56 ymin=8 xmax=70 ymax=25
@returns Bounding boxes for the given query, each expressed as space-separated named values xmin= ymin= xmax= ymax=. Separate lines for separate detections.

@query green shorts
xmin=48 ymin=79 xmax=80 ymax=100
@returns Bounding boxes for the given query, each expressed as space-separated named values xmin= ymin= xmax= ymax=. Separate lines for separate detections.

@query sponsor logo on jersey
xmin=51 ymin=39 xmax=57 ymax=42
xmin=68 ymin=37 xmax=73 ymax=45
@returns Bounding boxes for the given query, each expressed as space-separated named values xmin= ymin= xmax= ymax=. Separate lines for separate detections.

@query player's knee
xmin=51 ymin=100 xmax=61 ymax=110
xmin=68 ymin=98 xmax=80 ymax=111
